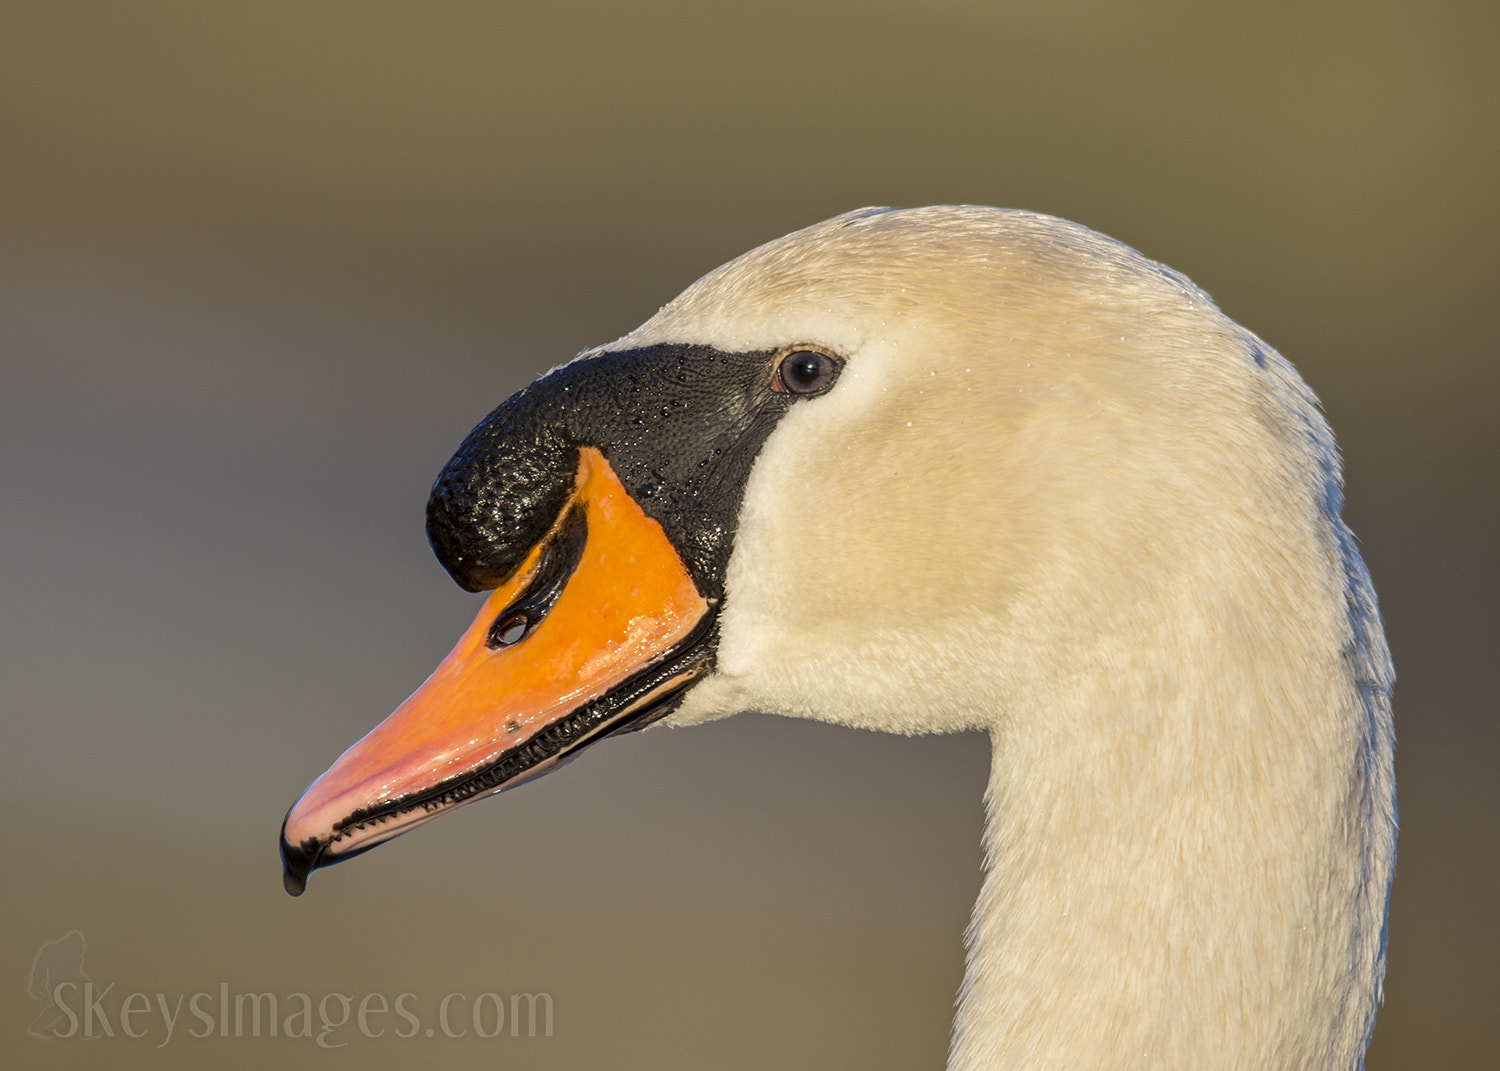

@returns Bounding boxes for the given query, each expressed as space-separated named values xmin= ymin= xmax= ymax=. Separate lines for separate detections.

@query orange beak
xmin=280 ymin=447 xmax=711 ymax=894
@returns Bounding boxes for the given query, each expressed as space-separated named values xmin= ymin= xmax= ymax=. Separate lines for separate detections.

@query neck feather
xmin=948 ymin=527 xmax=1394 ymax=1071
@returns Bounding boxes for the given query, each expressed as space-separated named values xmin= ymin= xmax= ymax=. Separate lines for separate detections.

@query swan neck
xmin=949 ymin=638 xmax=1393 ymax=1070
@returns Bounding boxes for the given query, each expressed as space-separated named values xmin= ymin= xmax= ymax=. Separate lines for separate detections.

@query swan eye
xmin=774 ymin=348 xmax=841 ymax=395
xmin=490 ymin=612 xmax=530 ymax=647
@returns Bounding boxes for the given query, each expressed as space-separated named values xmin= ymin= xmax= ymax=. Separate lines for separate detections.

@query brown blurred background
xmin=3 ymin=3 xmax=1494 ymax=1068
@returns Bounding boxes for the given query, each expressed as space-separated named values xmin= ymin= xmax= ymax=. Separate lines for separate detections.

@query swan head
xmin=280 ymin=204 xmax=1359 ymax=884
xmin=278 ymin=205 xmax=1394 ymax=1068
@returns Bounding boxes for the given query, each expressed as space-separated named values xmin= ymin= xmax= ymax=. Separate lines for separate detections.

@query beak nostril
xmin=491 ymin=613 xmax=529 ymax=647
xmin=482 ymin=504 xmax=590 ymax=650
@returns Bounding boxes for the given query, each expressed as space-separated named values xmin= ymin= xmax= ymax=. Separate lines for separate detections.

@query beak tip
xmin=282 ymin=867 xmax=308 ymax=897
xmin=279 ymin=817 xmax=319 ymax=897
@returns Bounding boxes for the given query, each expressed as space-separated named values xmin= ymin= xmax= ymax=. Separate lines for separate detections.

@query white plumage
xmin=606 ymin=207 xmax=1396 ymax=1070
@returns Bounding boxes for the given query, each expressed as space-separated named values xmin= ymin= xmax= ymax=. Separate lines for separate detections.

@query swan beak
xmin=280 ymin=447 xmax=711 ymax=895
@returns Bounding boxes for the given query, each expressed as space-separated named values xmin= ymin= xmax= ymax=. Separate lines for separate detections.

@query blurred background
xmin=3 ymin=2 xmax=1494 ymax=1068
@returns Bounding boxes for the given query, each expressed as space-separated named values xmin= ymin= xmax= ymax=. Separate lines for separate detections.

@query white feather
xmin=605 ymin=206 xmax=1395 ymax=1070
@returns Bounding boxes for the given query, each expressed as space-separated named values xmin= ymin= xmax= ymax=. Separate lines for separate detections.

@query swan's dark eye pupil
xmin=778 ymin=350 xmax=838 ymax=394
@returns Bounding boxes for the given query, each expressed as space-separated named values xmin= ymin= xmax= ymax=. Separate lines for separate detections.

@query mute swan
xmin=281 ymin=206 xmax=1395 ymax=1070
